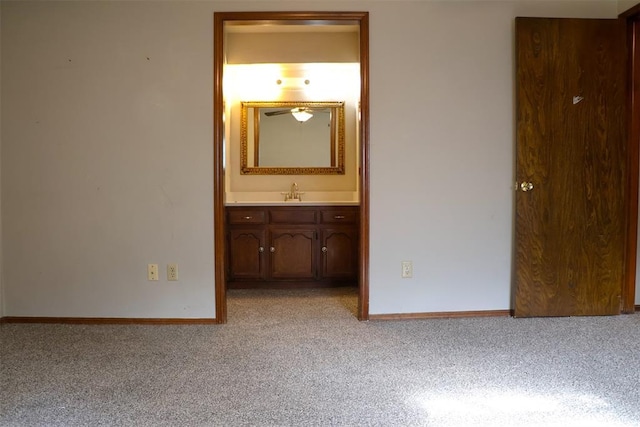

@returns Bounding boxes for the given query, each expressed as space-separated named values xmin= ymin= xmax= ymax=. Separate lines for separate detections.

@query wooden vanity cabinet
xmin=319 ymin=209 xmax=359 ymax=280
xmin=269 ymin=228 xmax=316 ymax=280
xmin=226 ymin=206 xmax=358 ymax=288
xmin=226 ymin=209 xmax=267 ymax=280
xmin=320 ymin=228 xmax=359 ymax=279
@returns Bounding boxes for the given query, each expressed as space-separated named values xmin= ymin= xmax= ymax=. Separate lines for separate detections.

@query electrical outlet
xmin=148 ymin=264 xmax=159 ymax=281
xmin=401 ymin=261 xmax=413 ymax=278
xmin=167 ymin=263 xmax=178 ymax=281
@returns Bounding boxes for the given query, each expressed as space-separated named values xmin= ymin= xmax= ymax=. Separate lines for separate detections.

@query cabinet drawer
xmin=228 ymin=209 xmax=266 ymax=225
xmin=270 ymin=209 xmax=317 ymax=224
xmin=320 ymin=209 xmax=358 ymax=224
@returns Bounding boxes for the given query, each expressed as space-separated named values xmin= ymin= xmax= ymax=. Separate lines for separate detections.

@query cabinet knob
xmin=334 ymin=215 xmax=345 ymax=219
xmin=322 ymin=246 xmax=328 ymax=253
xmin=243 ymin=216 xmax=252 ymax=220
xmin=270 ymin=247 xmax=275 ymax=253
xmin=258 ymin=247 xmax=264 ymax=253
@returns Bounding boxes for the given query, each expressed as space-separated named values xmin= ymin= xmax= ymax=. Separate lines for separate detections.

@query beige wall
xmin=224 ymin=31 xmax=360 ymax=202
xmin=227 ymin=32 xmax=359 ymax=64
xmin=225 ymin=66 xmax=360 ymax=201
xmin=2 ymin=1 xmax=217 ymax=317
xmin=0 ymin=1 xmax=628 ymax=319
xmin=619 ymin=0 xmax=638 ymax=13
xmin=226 ymin=101 xmax=360 ymax=200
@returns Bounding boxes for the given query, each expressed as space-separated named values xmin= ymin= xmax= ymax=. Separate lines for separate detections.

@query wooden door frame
xmin=213 ymin=12 xmax=370 ymax=323
xmin=621 ymin=4 xmax=640 ymax=313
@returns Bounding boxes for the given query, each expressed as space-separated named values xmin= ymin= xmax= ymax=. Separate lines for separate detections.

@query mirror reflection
xmin=240 ymin=101 xmax=345 ymax=175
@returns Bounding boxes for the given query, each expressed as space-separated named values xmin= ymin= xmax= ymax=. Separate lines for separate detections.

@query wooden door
xmin=269 ymin=229 xmax=316 ymax=280
xmin=514 ymin=18 xmax=627 ymax=317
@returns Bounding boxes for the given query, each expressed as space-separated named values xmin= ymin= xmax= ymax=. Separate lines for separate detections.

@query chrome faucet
xmin=282 ymin=182 xmax=304 ymax=201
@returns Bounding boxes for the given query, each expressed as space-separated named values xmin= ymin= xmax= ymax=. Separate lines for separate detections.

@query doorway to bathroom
xmin=213 ymin=12 xmax=370 ymax=323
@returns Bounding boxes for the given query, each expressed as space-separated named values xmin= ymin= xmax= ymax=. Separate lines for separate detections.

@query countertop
xmin=224 ymin=200 xmax=359 ymax=206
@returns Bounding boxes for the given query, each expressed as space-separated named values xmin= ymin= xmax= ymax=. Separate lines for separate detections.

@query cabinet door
xmin=228 ymin=229 xmax=266 ymax=280
xmin=269 ymin=228 xmax=316 ymax=279
xmin=320 ymin=228 xmax=358 ymax=279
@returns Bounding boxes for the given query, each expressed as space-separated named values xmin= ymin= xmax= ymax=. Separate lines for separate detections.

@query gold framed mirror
xmin=240 ymin=101 xmax=345 ymax=175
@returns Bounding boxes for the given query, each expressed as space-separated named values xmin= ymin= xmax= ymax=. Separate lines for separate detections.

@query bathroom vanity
xmin=226 ymin=205 xmax=359 ymax=288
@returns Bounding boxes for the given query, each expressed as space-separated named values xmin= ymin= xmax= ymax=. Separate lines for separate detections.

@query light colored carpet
xmin=1 ymin=287 xmax=640 ymax=426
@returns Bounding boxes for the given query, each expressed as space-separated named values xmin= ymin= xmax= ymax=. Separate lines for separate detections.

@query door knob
xmin=520 ymin=182 xmax=534 ymax=192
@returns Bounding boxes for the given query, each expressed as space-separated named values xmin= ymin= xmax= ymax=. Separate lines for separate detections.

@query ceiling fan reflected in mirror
xmin=264 ymin=107 xmax=329 ymax=123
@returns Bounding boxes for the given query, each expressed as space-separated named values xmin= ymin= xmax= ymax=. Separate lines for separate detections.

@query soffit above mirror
xmin=224 ymin=22 xmax=359 ymax=33
xmin=224 ymin=20 xmax=360 ymax=64
xmin=226 ymin=32 xmax=359 ymax=64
